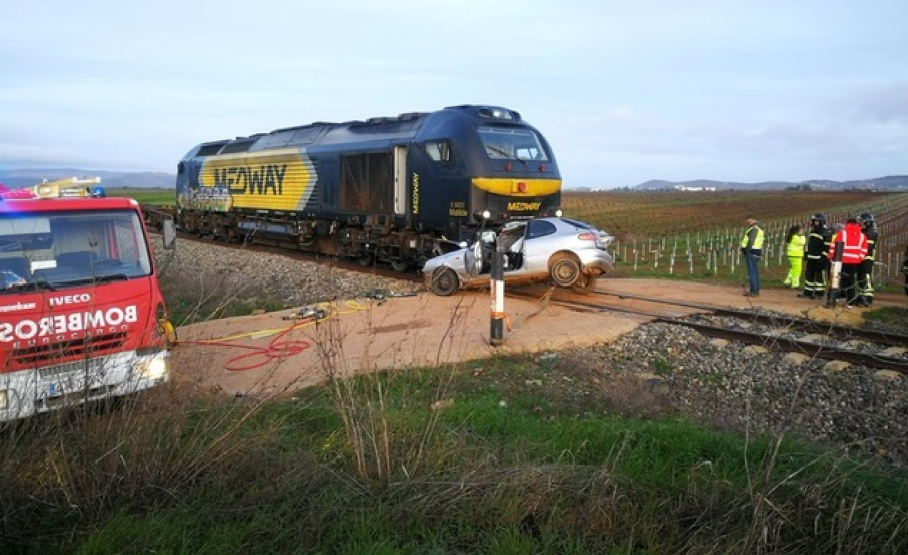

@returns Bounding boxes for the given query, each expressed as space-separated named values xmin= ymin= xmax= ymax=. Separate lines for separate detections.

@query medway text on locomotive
xmin=174 ymin=105 xmax=563 ymax=270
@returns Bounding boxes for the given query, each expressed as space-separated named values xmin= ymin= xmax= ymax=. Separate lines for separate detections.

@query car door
xmin=464 ymin=230 xmax=495 ymax=278
xmin=522 ymin=219 xmax=559 ymax=275
xmin=493 ymin=224 xmax=523 ymax=273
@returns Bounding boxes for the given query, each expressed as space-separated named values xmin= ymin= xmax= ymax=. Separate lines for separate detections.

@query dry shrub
xmin=0 ymin=371 xmax=281 ymax=548
xmin=305 ymin=296 xmax=474 ymax=484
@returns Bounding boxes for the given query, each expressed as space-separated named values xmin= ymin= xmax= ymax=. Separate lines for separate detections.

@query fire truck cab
xmin=0 ymin=180 xmax=175 ymax=421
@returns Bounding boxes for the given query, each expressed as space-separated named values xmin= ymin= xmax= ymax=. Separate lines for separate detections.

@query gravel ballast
xmin=153 ymin=236 xmax=908 ymax=468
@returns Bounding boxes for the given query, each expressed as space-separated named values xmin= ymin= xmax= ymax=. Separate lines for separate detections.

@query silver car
xmin=423 ymin=217 xmax=614 ymax=296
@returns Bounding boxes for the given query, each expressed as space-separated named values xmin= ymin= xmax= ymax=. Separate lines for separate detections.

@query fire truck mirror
xmin=162 ymin=219 xmax=176 ymax=250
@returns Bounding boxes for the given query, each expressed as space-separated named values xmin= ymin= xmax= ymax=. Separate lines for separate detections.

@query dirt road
xmin=170 ymin=278 xmax=905 ymax=397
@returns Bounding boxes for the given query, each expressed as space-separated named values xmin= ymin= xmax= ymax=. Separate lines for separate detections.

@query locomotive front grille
xmin=12 ymin=332 xmax=128 ymax=367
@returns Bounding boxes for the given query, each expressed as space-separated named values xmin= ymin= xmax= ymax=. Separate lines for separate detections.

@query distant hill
xmin=3 ymin=168 xmax=906 ymax=193
xmin=629 ymin=175 xmax=908 ymax=191
xmin=0 ymin=168 xmax=175 ymax=190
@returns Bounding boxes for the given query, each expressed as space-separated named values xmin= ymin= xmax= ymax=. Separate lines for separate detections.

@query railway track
xmin=507 ymin=287 xmax=908 ymax=373
xmin=164 ymin=226 xmax=908 ymax=373
xmin=157 ymin=227 xmax=425 ymax=285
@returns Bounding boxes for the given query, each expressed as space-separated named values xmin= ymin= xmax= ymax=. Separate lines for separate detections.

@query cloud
xmin=838 ymin=83 xmax=908 ymax=125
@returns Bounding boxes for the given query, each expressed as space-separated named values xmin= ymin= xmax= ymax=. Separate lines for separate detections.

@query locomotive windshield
xmin=478 ymin=126 xmax=549 ymax=162
xmin=0 ymin=210 xmax=152 ymax=291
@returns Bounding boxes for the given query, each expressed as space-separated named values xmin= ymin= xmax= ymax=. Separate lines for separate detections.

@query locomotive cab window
xmin=425 ymin=140 xmax=453 ymax=163
xmin=479 ymin=127 xmax=548 ymax=161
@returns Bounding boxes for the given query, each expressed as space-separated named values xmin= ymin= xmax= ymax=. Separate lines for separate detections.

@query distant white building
xmin=674 ymin=185 xmax=716 ymax=192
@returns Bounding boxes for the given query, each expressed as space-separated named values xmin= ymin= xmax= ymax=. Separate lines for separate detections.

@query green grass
xmin=863 ymin=304 xmax=908 ymax=328
xmin=106 ymin=187 xmax=174 ymax=205
xmin=4 ymin=355 xmax=907 ymax=554
xmin=14 ymin=188 xmax=899 ymax=552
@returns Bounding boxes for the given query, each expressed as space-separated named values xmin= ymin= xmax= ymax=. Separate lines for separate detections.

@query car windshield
xmin=478 ymin=127 xmax=549 ymax=162
xmin=0 ymin=209 xmax=152 ymax=292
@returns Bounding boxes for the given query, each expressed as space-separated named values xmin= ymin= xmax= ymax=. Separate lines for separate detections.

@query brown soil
xmin=170 ymin=278 xmax=905 ymax=397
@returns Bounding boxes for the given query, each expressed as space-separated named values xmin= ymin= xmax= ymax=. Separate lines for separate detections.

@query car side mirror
xmin=162 ymin=219 xmax=176 ymax=250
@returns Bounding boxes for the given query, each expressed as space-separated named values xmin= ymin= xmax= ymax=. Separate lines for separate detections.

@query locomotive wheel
xmin=390 ymin=260 xmax=409 ymax=272
xmin=571 ymin=273 xmax=597 ymax=294
xmin=430 ymin=268 xmax=459 ymax=296
xmin=550 ymin=255 xmax=581 ymax=287
xmin=358 ymin=253 xmax=374 ymax=267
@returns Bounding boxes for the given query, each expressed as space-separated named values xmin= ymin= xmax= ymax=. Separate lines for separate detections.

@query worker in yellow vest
xmin=740 ymin=215 xmax=765 ymax=297
xmin=783 ymin=224 xmax=806 ymax=289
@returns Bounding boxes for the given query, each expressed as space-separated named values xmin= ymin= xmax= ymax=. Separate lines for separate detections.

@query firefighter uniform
xmin=902 ymin=247 xmax=908 ymax=298
xmin=856 ymin=213 xmax=878 ymax=306
xmin=801 ymin=215 xmax=831 ymax=299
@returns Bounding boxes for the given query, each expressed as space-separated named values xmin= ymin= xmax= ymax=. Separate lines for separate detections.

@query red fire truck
xmin=0 ymin=179 xmax=176 ymax=421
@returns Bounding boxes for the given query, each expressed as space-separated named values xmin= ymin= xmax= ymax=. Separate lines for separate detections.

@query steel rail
xmin=597 ymin=290 xmax=908 ymax=348
xmin=659 ymin=318 xmax=908 ymax=373
xmin=508 ymin=289 xmax=908 ymax=374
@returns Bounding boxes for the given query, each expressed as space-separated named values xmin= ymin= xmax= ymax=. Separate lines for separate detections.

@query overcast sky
xmin=1 ymin=0 xmax=906 ymax=189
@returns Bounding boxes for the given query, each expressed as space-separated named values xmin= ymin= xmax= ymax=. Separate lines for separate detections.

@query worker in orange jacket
xmin=825 ymin=218 xmax=868 ymax=308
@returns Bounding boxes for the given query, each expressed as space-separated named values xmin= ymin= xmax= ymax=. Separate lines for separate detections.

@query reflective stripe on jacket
xmin=863 ymin=228 xmax=879 ymax=260
xmin=805 ymin=226 xmax=831 ymax=259
xmin=829 ymin=222 xmax=868 ymax=264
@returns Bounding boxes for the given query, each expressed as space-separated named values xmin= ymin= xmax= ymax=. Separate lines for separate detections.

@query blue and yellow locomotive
xmin=175 ymin=105 xmax=562 ymax=269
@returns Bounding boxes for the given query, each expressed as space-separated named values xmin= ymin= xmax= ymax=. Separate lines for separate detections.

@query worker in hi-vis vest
xmin=825 ymin=218 xmax=868 ymax=308
xmin=740 ymin=215 xmax=764 ymax=297
xmin=783 ymin=224 xmax=806 ymax=289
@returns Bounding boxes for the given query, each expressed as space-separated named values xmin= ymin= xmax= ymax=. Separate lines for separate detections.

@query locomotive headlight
xmin=554 ymin=209 xmax=563 ymax=217
xmin=480 ymin=210 xmax=491 ymax=220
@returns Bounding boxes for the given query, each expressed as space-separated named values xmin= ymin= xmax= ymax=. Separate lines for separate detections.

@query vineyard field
xmin=120 ymin=187 xmax=908 ymax=292
xmin=563 ymin=189 xmax=908 ymax=291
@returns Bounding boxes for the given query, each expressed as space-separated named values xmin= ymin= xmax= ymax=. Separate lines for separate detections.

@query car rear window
xmin=559 ymin=218 xmax=594 ymax=230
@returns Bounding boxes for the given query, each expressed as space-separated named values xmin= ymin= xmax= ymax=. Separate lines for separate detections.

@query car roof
xmin=500 ymin=217 xmax=595 ymax=233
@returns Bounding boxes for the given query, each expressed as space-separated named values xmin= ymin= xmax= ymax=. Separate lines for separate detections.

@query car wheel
xmin=571 ymin=273 xmax=597 ymax=294
xmin=550 ymin=255 xmax=581 ymax=287
xmin=430 ymin=268 xmax=460 ymax=296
